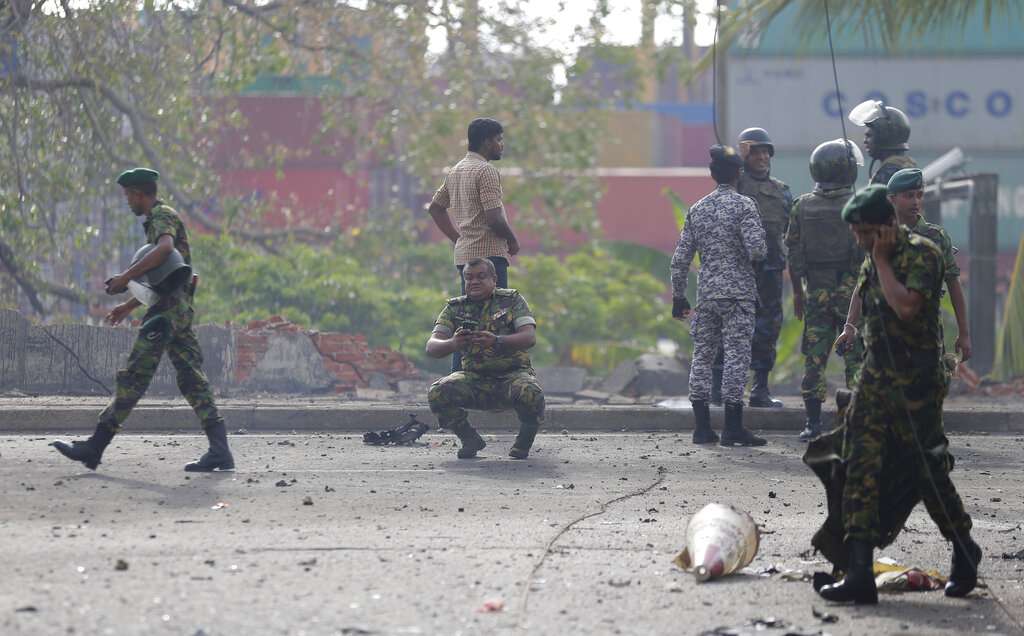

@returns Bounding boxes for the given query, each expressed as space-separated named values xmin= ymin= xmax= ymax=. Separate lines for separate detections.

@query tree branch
xmin=219 ymin=0 xmax=350 ymax=54
xmin=0 ymin=234 xmax=47 ymax=314
xmin=5 ymin=72 xmax=334 ymax=249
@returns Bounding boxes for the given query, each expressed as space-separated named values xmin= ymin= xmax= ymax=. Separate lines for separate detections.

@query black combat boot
xmin=185 ymin=419 xmax=235 ymax=472
xmin=690 ymin=399 xmax=718 ymax=444
xmin=799 ymin=398 xmax=823 ymax=442
xmin=818 ymin=539 xmax=878 ymax=604
xmin=710 ymin=368 xmax=723 ymax=406
xmin=51 ymin=423 xmax=115 ymax=470
xmin=509 ymin=419 xmax=540 ymax=459
xmin=453 ymin=423 xmax=486 ymax=459
xmin=720 ymin=402 xmax=766 ymax=447
xmin=748 ymin=369 xmax=783 ymax=408
xmin=945 ymin=534 xmax=983 ymax=598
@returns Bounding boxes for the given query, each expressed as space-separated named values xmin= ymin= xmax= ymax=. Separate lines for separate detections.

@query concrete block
xmin=535 ymin=366 xmax=587 ymax=395
xmin=575 ymin=389 xmax=611 ymax=402
xmin=628 ymin=354 xmax=689 ymax=396
xmin=600 ymin=359 xmax=638 ymax=395
xmin=244 ymin=332 xmax=334 ymax=392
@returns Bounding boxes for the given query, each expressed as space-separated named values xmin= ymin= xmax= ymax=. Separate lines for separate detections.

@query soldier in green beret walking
xmin=52 ymin=168 xmax=236 ymax=472
xmin=425 ymin=258 xmax=545 ymax=459
xmin=887 ymin=168 xmax=971 ymax=363
xmin=818 ymin=185 xmax=981 ymax=604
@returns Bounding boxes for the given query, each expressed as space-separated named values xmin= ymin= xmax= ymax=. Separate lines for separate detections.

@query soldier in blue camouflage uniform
xmin=426 ymin=258 xmax=544 ymax=459
xmin=52 ymin=168 xmax=235 ymax=472
xmin=786 ymin=139 xmax=865 ymax=441
xmin=816 ymin=185 xmax=981 ymax=605
xmin=713 ymin=127 xmax=792 ymax=409
xmin=848 ymin=100 xmax=917 ymax=186
xmin=887 ymin=168 xmax=972 ymax=365
xmin=672 ymin=145 xmax=767 ymax=447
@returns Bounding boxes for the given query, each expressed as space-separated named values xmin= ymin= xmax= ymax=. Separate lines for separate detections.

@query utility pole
xmin=713 ymin=0 xmax=729 ymax=144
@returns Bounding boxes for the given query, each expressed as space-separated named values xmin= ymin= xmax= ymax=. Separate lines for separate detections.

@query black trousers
xmin=452 ymin=256 xmax=509 ymax=372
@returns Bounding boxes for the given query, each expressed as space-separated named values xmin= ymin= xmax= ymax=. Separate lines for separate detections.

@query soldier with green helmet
xmin=786 ymin=139 xmax=866 ymax=441
xmin=816 ymin=185 xmax=981 ymax=605
xmin=848 ymin=99 xmax=917 ymax=186
xmin=425 ymin=258 xmax=545 ymax=459
xmin=52 ymin=168 xmax=236 ymax=472
xmin=887 ymin=168 xmax=971 ymax=364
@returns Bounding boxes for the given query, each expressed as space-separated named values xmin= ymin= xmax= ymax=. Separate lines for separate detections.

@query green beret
xmin=842 ymin=184 xmax=895 ymax=225
xmin=887 ymin=168 xmax=924 ymax=194
xmin=116 ymin=168 xmax=159 ymax=188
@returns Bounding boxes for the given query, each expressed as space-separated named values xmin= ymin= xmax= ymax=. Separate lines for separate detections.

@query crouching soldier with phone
xmin=425 ymin=258 xmax=545 ymax=459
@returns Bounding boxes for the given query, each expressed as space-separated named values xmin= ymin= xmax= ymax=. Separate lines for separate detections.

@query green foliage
xmin=597 ymin=240 xmax=671 ymax=285
xmin=995 ymin=237 xmax=1024 ymax=380
xmin=514 ymin=248 xmax=674 ymax=369
xmin=1 ymin=1 xmax=608 ymax=315
xmin=193 ymin=235 xmax=675 ymax=372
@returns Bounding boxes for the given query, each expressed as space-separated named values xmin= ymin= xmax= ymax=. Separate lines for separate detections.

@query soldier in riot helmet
xmin=712 ymin=127 xmax=792 ymax=409
xmin=786 ymin=139 xmax=866 ymax=441
xmin=848 ymin=100 xmax=916 ymax=186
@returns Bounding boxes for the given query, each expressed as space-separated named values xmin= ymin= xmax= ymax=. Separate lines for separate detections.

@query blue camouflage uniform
xmin=672 ymin=184 xmax=767 ymax=404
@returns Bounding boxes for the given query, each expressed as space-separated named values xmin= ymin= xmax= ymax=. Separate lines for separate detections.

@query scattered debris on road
xmin=478 ymin=598 xmax=504 ymax=613
xmin=812 ymin=607 xmax=838 ymax=623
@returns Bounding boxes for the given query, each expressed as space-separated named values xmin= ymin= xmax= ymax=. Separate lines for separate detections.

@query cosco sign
xmin=823 ymin=90 xmax=1013 ymax=120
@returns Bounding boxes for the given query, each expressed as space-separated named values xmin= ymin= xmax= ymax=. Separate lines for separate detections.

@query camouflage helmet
xmin=809 ymin=138 xmax=864 ymax=189
xmin=848 ymin=100 xmax=910 ymax=152
xmin=737 ymin=127 xmax=774 ymax=157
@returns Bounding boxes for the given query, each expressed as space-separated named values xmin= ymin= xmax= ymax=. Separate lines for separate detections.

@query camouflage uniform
xmin=736 ymin=171 xmax=792 ymax=373
xmin=870 ymin=154 xmax=917 ymax=186
xmin=910 ymin=215 xmax=960 ymax=286
xmin=785 ymin=187 xmax=865 ymax=401
xmin=98 ymin=202 xmax=222 ymax=434
xmin=672 ymin=184 xmax=767 ymax=404
xmin=842 ymin=227 xmax=972 ymax=544
xmin=428 ymin=289 xmax=544 ymax=434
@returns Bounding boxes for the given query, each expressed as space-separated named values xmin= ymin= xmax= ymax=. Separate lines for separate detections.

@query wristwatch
xmin=495 ymin=335 xmax=505 ymax=349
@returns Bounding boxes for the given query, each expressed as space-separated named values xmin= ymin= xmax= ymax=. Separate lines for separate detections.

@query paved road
xmin=1 ymin=432 xmax=1022 ymax=635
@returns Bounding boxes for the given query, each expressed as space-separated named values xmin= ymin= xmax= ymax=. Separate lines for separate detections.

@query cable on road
xmin=517 ymin=466 xmax=667 ymax=628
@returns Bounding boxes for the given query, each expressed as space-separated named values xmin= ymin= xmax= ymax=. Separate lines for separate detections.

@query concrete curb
xmin=2 ymin=403 xmax=1023 ymax=434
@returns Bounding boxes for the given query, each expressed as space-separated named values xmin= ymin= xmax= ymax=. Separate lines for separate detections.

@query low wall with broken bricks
xmin=0 ymin=310 xmax=418 ymax=396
